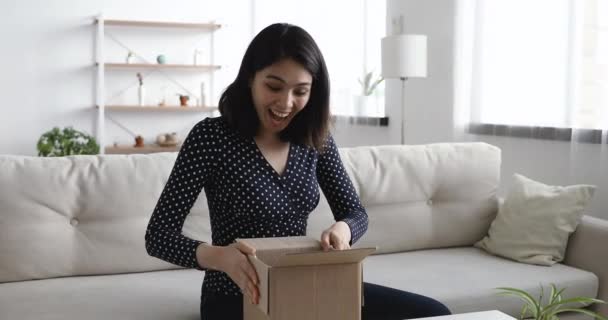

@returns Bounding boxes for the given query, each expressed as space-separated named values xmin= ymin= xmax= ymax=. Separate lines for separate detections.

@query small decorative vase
xmin=179 ymin=95 xmax=189 ymax=107
xmin=193 ymin=49 xmax=203 ymax=65
xmin=126 ymin=52 xmax=135 ymax=64
xmin=134 ymin=135 xmax=144 ymax=147
xmin=138 ymin=85 xmax=145 ymax=106
xmin=156 ymin=54 xmax=166 ymax=64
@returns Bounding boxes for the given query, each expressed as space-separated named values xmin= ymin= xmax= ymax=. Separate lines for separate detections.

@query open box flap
xmin=238 ymin=237 xmax=376 ymax=267
xmin=237 ymin=236 xmax=321 ymax=252
xmin=272 ymin=247 xmax=377 ymax=267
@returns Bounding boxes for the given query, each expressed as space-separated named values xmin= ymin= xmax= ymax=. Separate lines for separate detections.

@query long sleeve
xmin=145 ymin=118 xmax=219 ymax=269
xmin=316 ymin=136 xmax=368 ymax=244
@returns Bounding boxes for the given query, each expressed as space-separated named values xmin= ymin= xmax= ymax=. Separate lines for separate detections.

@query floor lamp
xmin=381 ymin=34 xmax=427 ymax=144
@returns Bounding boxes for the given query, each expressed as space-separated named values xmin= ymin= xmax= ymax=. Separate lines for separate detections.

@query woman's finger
xmin=320 ymin=231 xmax=332 ymax=251
xmin=236 ymin=241 xmax=257 ymax=257
xmin=241 ymin=259 xmax=259 ymax=285
xmin=247 ymin=279 xmax=259 ymax=304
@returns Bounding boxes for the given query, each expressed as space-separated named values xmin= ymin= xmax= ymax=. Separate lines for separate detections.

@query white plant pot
xmin=353 ymin=95 xmax=376 ymax=117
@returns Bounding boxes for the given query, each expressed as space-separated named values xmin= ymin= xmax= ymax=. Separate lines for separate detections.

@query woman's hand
xmin=221 ymin=242 xmax=259 ymax=304
xmin=197 ymin=242 xmax=259 ymax=304
xmin=320 ymin=221 xmax=352 ymax=251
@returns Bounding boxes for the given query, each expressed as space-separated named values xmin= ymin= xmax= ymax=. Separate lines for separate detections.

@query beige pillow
xmin=475 ymin=173 xmax=595 ymax=266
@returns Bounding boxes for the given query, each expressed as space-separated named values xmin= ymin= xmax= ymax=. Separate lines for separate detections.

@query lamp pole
xmin=400 ymin=77 xmax=409 ymax=145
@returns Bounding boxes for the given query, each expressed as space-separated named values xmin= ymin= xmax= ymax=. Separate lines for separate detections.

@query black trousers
xmin=201 ymin=282 xmax=451 ymax=320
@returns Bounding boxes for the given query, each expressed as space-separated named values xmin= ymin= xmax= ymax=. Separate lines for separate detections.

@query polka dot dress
xmin=145 ymin=116 xmax=368 ymax=296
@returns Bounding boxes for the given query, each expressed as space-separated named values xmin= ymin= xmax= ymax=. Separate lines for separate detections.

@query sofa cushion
xmin=308 ymin=142 xmax=501 ymax=254
xmin=0 ymin=249 xmax=597 ymax=320
xmin=0 ymin=154 xmax=211 ymax=283
xmin=363 ymin=247 xmax=599 ymax=317
xmin=475 ymin=173 xmax=595 ymax=266
xmin=0 ymin=269 xmax=203 ymax=320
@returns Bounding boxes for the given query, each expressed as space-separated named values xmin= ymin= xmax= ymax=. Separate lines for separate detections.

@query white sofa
xmin=1 ymin=142 xmax=606 ymax=320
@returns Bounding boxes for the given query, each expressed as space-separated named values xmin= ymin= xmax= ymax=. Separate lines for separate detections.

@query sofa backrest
xmin=0 ymin=153 xmax=211 ymax=283
xmin=0 ymin=142 xmax=500 ymax=282
xmin=306 ymin=142 xmax=501 ymax=254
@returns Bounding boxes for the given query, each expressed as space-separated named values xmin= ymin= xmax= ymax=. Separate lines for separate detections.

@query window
xmin=463 ymin=0 xmax=607 ymax=132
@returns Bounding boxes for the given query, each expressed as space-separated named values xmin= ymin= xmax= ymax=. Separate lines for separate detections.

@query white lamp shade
xmin=381 ymin=34 xmax=427 ymax=79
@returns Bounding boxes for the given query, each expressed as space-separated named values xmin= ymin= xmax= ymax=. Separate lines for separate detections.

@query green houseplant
xmin=358 ymin=71 xmax=384 ymax=96
xmin=353 ymin=71 xmax=384 ymax=116
xmin=37 ymin=127 xmax=100 ymax=156
xmin=497 ymin=284 xmax=607 ymax=320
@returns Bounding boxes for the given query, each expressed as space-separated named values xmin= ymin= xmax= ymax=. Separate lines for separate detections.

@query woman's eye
xmin=266 ymin=84 xmax=281 ymax=92
xmin=295 ymin=90 xmax=309 ymax=97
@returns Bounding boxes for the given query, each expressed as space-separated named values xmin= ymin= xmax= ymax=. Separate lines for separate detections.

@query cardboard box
xmin=238 ymin=236 xmax=376 ymax=320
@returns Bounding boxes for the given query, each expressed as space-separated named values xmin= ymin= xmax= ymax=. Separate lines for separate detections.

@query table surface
xmin=409 ymin=310 xmax=517 ymax=320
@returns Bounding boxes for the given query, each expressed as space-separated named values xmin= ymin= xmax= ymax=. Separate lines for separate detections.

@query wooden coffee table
xmin=410 ymin=310 xmax=516 ymax=319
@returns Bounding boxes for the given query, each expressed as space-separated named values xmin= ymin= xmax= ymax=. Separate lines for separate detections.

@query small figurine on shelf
xmin=156 ymin=54 xmax=167 ymax=64
xmin=134 ymin=135 xmax=144 ymax=147
xmin=158 ymin=86 xmax=167 ymax=107
xmin=156 ymin=132 xmax=179 ymax=147
xmin=126 ymin=51 xmax=135 ymax=64
xmin=177 ymin=94 xmax=189 ymax=107
xmin=137 ymin=73 xmax=145 ymax=106
xmin=193 ymin=49 xmax=204 ymax=65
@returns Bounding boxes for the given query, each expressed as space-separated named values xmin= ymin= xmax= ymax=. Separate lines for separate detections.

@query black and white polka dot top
xmin=145 ymin=116 xmax=368 ymax=296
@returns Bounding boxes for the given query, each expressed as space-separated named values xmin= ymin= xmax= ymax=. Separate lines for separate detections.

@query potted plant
xmin=37 ymin=127 xmax=100 ymax=156
xmin=177 ymin=94 xmax=190 ymax=107
xmin=496 ymin=284 xmax=607 ymax=320
xmin=354 ymin=71 xmax=384 ymax=116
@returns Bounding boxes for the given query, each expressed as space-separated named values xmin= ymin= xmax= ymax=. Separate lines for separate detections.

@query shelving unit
xmin=95 ymin=15 xmax=221 ymax=154
xmin=99 ymin=62 xmax=221 ymax=71
xmin=101 ymin=19 xmax=221 ymax=30
xmin=96 ymin=105 xmax=218 ymax=112
xmin=105 ymin=144 xmax=181 ymax=154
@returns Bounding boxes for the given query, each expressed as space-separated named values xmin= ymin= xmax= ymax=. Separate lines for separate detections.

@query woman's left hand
xmin=320 ymin=221 xmax=352 ymax=251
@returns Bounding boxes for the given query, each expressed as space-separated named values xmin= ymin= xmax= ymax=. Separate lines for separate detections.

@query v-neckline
xmin=251 ymin=138 xmax=292 ymax=179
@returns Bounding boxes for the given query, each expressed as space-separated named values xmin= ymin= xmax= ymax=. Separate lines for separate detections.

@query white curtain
xmin=454 ymin=0 xmax=608 ymax=144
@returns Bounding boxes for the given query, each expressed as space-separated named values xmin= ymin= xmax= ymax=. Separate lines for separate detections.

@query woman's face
xmin=250 ymin=58 xmax=313 ymax=136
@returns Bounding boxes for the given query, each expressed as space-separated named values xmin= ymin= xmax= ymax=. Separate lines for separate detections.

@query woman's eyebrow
xmin=266 ymin=74 xmax=311 ymax=86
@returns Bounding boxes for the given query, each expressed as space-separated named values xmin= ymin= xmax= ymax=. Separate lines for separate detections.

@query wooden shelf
xmin=96 ymin=19 xmax=221 ymax=30
xmin=98 ymin=62 xmax=221 ymax=71
xmin=105 ymin=144 xmax=181 ymax=154
xmin=97 ymin=105 xmax=218 ymax=112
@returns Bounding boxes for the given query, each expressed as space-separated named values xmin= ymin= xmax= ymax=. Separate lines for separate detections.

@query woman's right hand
xmin=217 ymin=242 xmax=259 ymax=305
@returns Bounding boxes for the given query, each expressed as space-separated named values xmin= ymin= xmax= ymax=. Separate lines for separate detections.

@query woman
xmin=145 ymin=23 xmax=451 ymax=320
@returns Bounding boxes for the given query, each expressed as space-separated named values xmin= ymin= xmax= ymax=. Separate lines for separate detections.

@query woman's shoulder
xmin=189 ymin=116 xmax=231 ymax=137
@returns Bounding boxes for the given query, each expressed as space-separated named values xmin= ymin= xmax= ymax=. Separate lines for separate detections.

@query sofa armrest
xmin=564 ymin=215 xmax=608 ymax=315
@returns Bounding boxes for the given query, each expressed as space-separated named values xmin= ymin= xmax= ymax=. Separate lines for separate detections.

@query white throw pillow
xmin=475 ymin=173 xmax=595 ymax=266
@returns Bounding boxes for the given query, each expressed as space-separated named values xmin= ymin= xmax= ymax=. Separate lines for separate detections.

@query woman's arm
xmin=316 ymin=136 xmax=368 ymax=249
xmin=145 ymin=118 xmax=218 ymax=269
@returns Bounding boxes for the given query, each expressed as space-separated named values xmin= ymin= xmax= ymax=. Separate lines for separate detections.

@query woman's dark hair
xmin=219 ymin=23 xmax=331 ymax=151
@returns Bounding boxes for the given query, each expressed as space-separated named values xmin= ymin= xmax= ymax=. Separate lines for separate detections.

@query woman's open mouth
xmin=268 ymin=108 xmax=291 ymax=126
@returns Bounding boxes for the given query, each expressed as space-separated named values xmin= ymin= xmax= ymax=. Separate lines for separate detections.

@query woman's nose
xmin=278 ymin=91 xmax=294 ymax=109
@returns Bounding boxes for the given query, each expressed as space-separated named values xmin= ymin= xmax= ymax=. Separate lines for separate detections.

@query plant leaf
xmin=496 ymin=287 xmax=541 ymax=318
xmin=551 ymin=308 xmax=608 ymax=320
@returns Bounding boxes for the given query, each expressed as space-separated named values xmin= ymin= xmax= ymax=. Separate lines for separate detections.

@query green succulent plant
xmin=358 ymin=71 xmax=384 ymax=96
xmin=497 ymin=284 xmax=607 ymax=320
xmin=37 ymin=127 xmax=100 ymax=157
